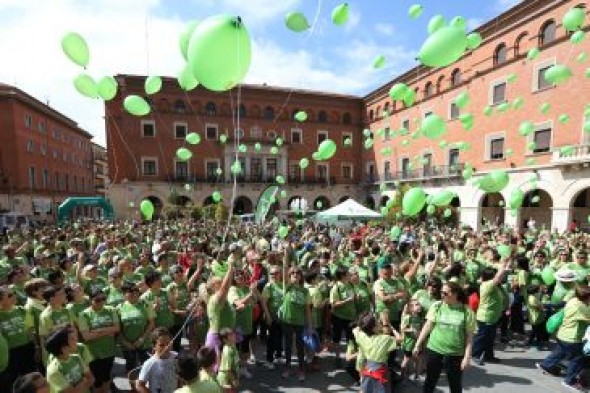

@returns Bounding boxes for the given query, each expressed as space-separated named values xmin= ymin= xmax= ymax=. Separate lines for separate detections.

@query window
xmin=449 ymin=102 xmax=460 ymax=119
xmin=533 ymin=126 xmax=552 ymax=153
xmin=174 ymin=122 xmax=187 ymax=139
xmin=401 ymin=158 xmax=410 ymax=178
xmin=26 ymin=140 xmax=34 ymax=152
xmin=24 ymin=114 xmax=32 ymax=128
xmin=263 ymin=106 xmax=275 ymax=120
xmin=449 ymin=148 xmax=460 ymax=167
xmin=38 ymin=121 xmax=46 ymax=133
xmin=384 ymin=161 xmax=391 ymax=180
xmin=28 ymin=166 xmax=36 ymax=189
xmin=491 ymin=81 xmax=507 ymax=105
xmin=514 ymin=33 xmax=527 ymax=56
xmin=174 ymin=99 xmax=186 ymax=113
xmin=142 ymin=158 xmax=158 ymax=176
xmin=384 ymin=127 xmax=391 ymax=141
xmin=250 ymin=158 xmax=262 ymax=180
xmin=536 ymin=61 xmax=556 ymax=91
xmin=205 ymin=124 xmax=218 ymax=140
xmin=316 ymin=163 xmax=329 ymax=180
xmin=175 ymin=160 xmax=189 ymax=178
xmin=451 ymin=69 xmax=462 ymax=86
xmin=318 ymin=110 xmax=328 ymax=123
xmin=317 ymin=130 xmax=328 ymax=145
xmin=142 ymin=121 xmax=156 ymax=138
xmin=289 ymin=162 xmax=302 ymax=181
xmin=369 ymin=110 xmax=374 ymax=121
xmin=341 ymin=164 xmax=353 ymax=179
xmin=383 ymin=103 xmax=390 ymax=117
xmin=53 ymin=149 xmax=58 ymax=159
xmin=494 ymin=44 xmax=508 ymax=65
xmin=206 ymin=161 xmax=220 ymax=179
xmin=250 ymin=126 xmax=262 ymax=139
xmin=205 ymin=102 xmax=217 ymax=116
xmin=238 ymin=104 xmax=246 ymax=118
xmin=424 ymin=82 xmax=434 ymax=98
xmin=291 ymin=128 xmax=302 ymax=144
xmin=342 ymin=132 xmax=353 ymax=146
xmin=266 ymin=158 xmax=277 ymax=179
xmin=424 ymin=111 xmax=433 ymax=119
xmin=423 ymin=153 xmax=433 ymax=176
xmin=65 ymin=175 xmax=69 ymax=191
xmin=343 ymin=112 xmax=352 ymax=124
xmin=63 ymin=152 xmax=68 ymax=163
xmin=402 ymin=119 xmax=410 ymax=131
xmin=40 ymin=144 xmax=47 ymax=156
xmin=539 ymin=20 xmax=556 ymax=46
xmin=489 ymin=137 xmax=505 ymax=160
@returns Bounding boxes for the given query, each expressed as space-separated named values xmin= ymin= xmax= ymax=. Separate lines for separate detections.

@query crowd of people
xmin=2 ymin=217 xmax=590 ymax=393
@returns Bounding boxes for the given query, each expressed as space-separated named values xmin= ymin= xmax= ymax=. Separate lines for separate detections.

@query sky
xmin=0 ymin=0 xmax=523 ymax=146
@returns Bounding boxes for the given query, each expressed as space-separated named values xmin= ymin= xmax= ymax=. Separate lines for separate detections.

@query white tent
xmin=315 ymin=198 xmax=382 ymax=223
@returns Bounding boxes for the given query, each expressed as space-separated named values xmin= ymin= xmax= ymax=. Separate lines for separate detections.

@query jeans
xmin=472 ymin=321 xmax=497 ymax=360
xmin=282 ymin=323 xmax=305 ymax=369
xmin=266 ymin=319 xmax=283 ymax=362
xmin=423 ymin=348 xmax=463 ymax=393
xmin=541 ymin=339 xmax=585 ymax=385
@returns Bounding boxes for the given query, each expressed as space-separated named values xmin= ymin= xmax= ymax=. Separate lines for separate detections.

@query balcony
xmin=551 ymin=144 xmax=590 ymax=165
xmin=363 ymin=164 xmax=464 ymax=184
xmin=165 ymin=174 xmax=337 ymax=186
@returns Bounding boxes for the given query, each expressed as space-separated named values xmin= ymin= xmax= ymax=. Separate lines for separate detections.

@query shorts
xmin=89 ymin=357 xmax=115 ymax=387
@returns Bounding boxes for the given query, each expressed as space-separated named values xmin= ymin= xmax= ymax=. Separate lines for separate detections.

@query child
xmin=197 ymin=346 xmax=221 ymax=384
xmin=344 ymin=338 xmax=362 ymax=388
xmin=187 ymin=298 xmax=209 ymax=354
xmin=527 ymin=284 xmax=548 ymax=350
xmin=176 ymin=352 xmax=221 ymax=393
xmin=136 ymin=328 xmax=178 ymax=393
xmin=400 ymin=300 xmax=423 ymax=381
xmin=217 ymin=327 xmax=240 ymax=393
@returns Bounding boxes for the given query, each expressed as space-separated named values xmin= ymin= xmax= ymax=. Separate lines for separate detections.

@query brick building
xmin=0 ymin=84 xmax=95 ymax=222
xmin=92 ymin=143 xmax=109 ymax=197
xmin=106 ymin=0 xmax=589 ymax=231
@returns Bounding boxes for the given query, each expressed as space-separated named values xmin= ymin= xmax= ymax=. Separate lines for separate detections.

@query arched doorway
xmin=269 ymin=201 xmax=280 ymax=215
xmin=233 ymin=196 xmax=253 ymax=215
xmin=521 ymin=189 xmax=552 ymax=230
xmin=314 ymin=196 xmax=330 ymax=211
xmin=571 ymin=188 xmax=590 ymax=231
xmin=365 ymin=196 xmax=376 ymax=210
xmin=203 ymin=196 xmax=215 ymax=206
xmin=380 ymin=195 xmax=390 ymax=207
xmin=480 ymin=193 xmax=505 ymax=227
xmin=339 ymin=196 xmax=350 ymax=203
xmin=146 ymin=196 xmax=163 ymax=220
xmin=176 ymin=195 xmax=192 ymax=207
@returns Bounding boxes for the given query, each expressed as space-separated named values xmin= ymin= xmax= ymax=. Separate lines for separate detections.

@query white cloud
xmin=375 ymin=23 xmax=395 ymax=37
xmin=344 ymin=9 xmax=361 ymax=33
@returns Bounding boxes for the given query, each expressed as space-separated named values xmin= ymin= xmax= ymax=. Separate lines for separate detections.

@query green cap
xmin=377 ymin=255 xmax=392 ymax=270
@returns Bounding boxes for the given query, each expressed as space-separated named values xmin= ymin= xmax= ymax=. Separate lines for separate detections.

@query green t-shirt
xmin=354 ymin=282 xmax=372 ymax=315
xmin=39 ymin=306 xmax=73 ymax=338
xmin=141 ymin=289 xmax=174 ymax=329
xmin=167 ymin=281 xmax=190 ymax=324
xmin=426 ymin=301 xmax=476 ymax=356
xmin=262 ymin=282 xmax=284 ymax=319
xmin=281 ymin=285 xmax=309 ymax=326
xmin=78 ymin=306 xmax=119 ymax=359
xmin=217 ymin=344 xmax=239 ymax=388
xmin=557 ymin=297 xmax=590 ymax=343
xmin=0 ymin=333 xmax=8 ymax=372
xmin=104 ymin=285 xmax=124 ymax=308
xmin=412 ymin=289 xmax=435 ymax=314
xmin=176 ymin=380 xmax=221 ymax=393
xmin=527 ymin=294 xmax=544 ymax=325
xmin=401 ymin=313 xmax=423 ymax=352
xmin=117 ymin=301 xmax=154 ymax=349
xmin=374 ymin=278 xmax=405 ymax=322
xmin=81 ymin=277 xmax=107 ymax=296
xmin=207 ymin=294 xmax=236 ymax=333
xmin=465 ymin=260 xmax=482 ymax=284
xmin=47 ymin=354 xmax=88 ymax=393
xmin=307 ymin=285 xmax=324 ymax=329
xmin=228 ymin=286 xmax=253 ymax=335
xmin=0 ymin=306 xmax=33 ymax=348
xmin=476 ymin=280 xmax=503 ymax=324
xmin=352 ymin=327 xmax=397 ymax=363
xmin=330 ymin=282 xmax=356 ymax=321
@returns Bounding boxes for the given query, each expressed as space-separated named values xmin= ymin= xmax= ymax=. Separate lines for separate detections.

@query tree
xmin=214 ymin=203 xmax=229 ymax=222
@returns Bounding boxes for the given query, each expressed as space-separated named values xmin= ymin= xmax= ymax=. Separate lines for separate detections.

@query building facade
xmin=105 ymin=76 xmax=364 ymax=220
xmin=0 ymin=84 xmax=95 ymax=222
xmin=364 ymin=0 xmax=590 ymax=232
xmin=92 ymin=143 xmax=109 ymax=197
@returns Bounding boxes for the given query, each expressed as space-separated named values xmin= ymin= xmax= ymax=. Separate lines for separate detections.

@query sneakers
xmin=298 ymin=371 xmax=306 ymax=382
xmin=474 ymin=356 xmax=485 ymax=366
xmin=240 ymin=368 xmax=253 ymax=379
xmin=261 ymin=361 xmax=275 ymax=370
xmin=536 ymin=362 xmax=560 ymax=376
xmin=562 ymin=381 xmax=587 ymax=392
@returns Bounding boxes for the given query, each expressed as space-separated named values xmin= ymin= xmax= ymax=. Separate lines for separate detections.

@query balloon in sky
xmin=450 ymin=16 xmax=466 ymax=30
xmin=123 ymin=95 xmax=150 ymax=116
xmin=97 ymin=76 xmax=118 ymax=101
xmin=179 ymin=21 xmax=199 ymax=61
xmin=317 ymin=139 xmax=337 ymax=160
xmin=466 ymin=32 xmax=482 ymax=50
xmin=61 ymin=32 xmax=90 ymax=68
xmin=285 ymin=12 xmax=310 ymax=32
xmin=427 ymin=15 xmax=446 ymax=34
xmin=186 ymin=132 xmax=201 ymax=145
xmin=299 ymin=157 xmax=309 ymax=169
xmin=331 ymin=3 xmax=350 ymax=26
xmin=140 ymin=199 xmax=154 ymax=220
xmin=294 ymin=111 xmax=308 ymax=122
xmin=73 ymin=74 xmax=98 ymax=98
xmin=373 ymin=55 xmax=386 ymax=69
xmin=408 ymin=4 xmax=423 ymax=19
xmin=544 ymin=64 xmax=572 ymax=85
xmin=418 ymin=26 xmax=468 ymax=67
xmin=144 ymin=76 xmax=162 ymax=95
xmin=176 ymin=147 xmax=192 ymax=161
xmin=187 ymin=15 xmax=252 ymax=92
xmin=421 ymin=114 xmax=447 ymax=139
xmin=178 ymin=65 xmax=199 ymax=91
xmin=562 ymin=6 xmax=586 ymax=32
xmin=403 ymin=187 xmax=427 ymax=216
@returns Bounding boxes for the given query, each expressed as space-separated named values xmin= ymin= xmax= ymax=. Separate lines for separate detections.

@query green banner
xmin=255 ymin=186 xmax=278 ymax=224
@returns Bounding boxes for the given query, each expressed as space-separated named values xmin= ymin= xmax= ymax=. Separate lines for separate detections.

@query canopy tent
xmin=315 ymin=198 xmax=382 ymax=223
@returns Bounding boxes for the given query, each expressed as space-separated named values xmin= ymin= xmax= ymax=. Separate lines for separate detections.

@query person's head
xmin=0 ymin=286 xmax=15 ymax=309
xmin=89 ymin=288 xmax=106 ymax=310
xmin=144 ymin=270 xmax=162 ymax=290
xmin=558 ymin=249 xmax=570 ymax=260
xmin=357 ymin=312 xmax=376 ymax=336
xmin=176 ymin=352 xmax=200 ymax=384
xmin=527 ymin=284 xmax=540 ymax=295
xmin=575 ymin=250 xmax=588 ymax=266
xmin=269 ymin=266 xmax=281 ymax=282
xmin=304 ymin=271 xmax=318 ymax=286
xmin=219 ymin=327 xmax=235 ymax=345
xmin=288 ymin=267 xmax=304 ymax=285
xmin=108 ymin=267 xmax=122 ymax=286
xmin=441 ymin=281 xmax=467 ymax=305
xmin=7 ymin=266 xmax=26 ymax=285
xmin=480 ymin=267 xmax=496 ymax=282
xmin=152 ymin=327 xmax=172 ymax=357
xmin=42 ymin=285 xmax=66 ymax=307
xmin=45 ymin=325 xmax=72 ymax=358
xmin=197 ymin=346 xmax=217 ymax=372
xmin=516 ymin=256 xmax=530 ymax=272
xmin=349 ymin=267 xmax=360 ymax=284
xmin=334 ymin=267 xmax=349 ymax=283
xmin=169 ymin=265 xmax=184 ymax=283
xmin=121 ymin=281 xmax=140 ymax=303
xmin=12 ymin=372 xmax=49 ymax=393
xmin=64 ymin=283 xmax=84 ymax=303
xmin=408 ymin=299 xmax=422 ymax=315
xmin=426 ymin=277 xmax=442 ymax=299
xmin=24 ymin=278 xmax=49 ymax=300
xmin=575 ymin=285 xmax=590 ymax=304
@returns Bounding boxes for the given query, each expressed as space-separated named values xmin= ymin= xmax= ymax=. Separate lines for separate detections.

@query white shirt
xmin=138 ymin=352 xmax=178 ymax=393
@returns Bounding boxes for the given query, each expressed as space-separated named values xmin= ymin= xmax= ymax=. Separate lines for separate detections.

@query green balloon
xmin=390 ymin=225 xmax=402 ymax=239
xmin=427 ymin=15 xmax=446 ymax=34
xmin=123 ymin=95 xmax=150 ymax=116
xmin=509 ymin=188 xmax=524 ymax=210
xmin=559 ymin=114 xmax=570 ymax=124
xmin=276 ymin=175 xmax=285 ymax=185
xmin=61 ymin=32 xmax=90 ymax=68
xmin=560 ymin=145 xmax=575 ymax=156
xmin=483 ymin=106 xmax=493 ymax=116
xmin=527 ymin=47 xmax=540 ymax=60
xmin=331 ymin=3 xmax=350 ymax=26
xmin=421 ymin=114 xmax=447 ymax=139
xmin=144 ymin=76 xmax=162 ymax=95
xmin=450 ymin=16 xmax=466 ymax=30
xmin=541 ymin=266 xmax=556 ymax=285
xmin=73 ymin=74 xmax=98 ymax=98
xmin=497 ymin=102 xmax=509 ymax=113
xmin=454 ymin=91 xmax=470 ymax=109
xmin=462 ymin=166 xmax=473 ymax=180
xmin=176 ymin=147 xmax=192 ymax=161
xmin=466 ymin=32 xmax=482 ymax=50
xmin=97 ymin=76 xmax=118 ymax=101
xmin=231 ymin=160 xmax=241 ymax=174
xmin=299 ymin=158 xmax=309 ymax=169
xmin=219 ymin=134 xmax=228 ymax=144
xmin=571 ymin=30 xmax=586 ymax=44
xmin=563 ymin=6 xmax=586 ymax=32
xmin=431 ymin=190 xmax=455 ymax=207
xmin=280 ymin=190 xmax=287 ymax=198
xmin=507 ymin=73 xmax=518 ymax=83
xmin=497 ymin=244 xmax=511 ymax=259
xmin=212 ymin=191 xmax=222 ymax=202
xmin=270 ymin=146 xmax=279 ymax=155
xmin=419 ymin=26 xmax=468 ymax=67
xmin=239 ymin=144 xmax=247 ymax=153
xmin=178 ymin=65 xmax=199 ymax=91
xmin=512 ymin=97 xmax=524 ymax=110
xmin=544 ymin=64 xmax=573 ymax=85
xmin=403 ymin=187 xmax=427 ymax=217
xmin=408 ymin=4 xmax=423 ymax=19
xmin=426 ymin=204 xmax=436 ymax=215
xmin=184 ymin=184 xmax=191 ymax=191
xmin=519 ymin=121 xmax=535 ymax=136
xmin=443 ymin=208 xmax=452 ymax=218
xmin=439 ymin=140 xmax=448 ymax=148
xmin=540 ymin=102 xmax=551 ymax=114
xmin=179 ymin=21 xmax=199 ymax=61
xmin=312 ymin=151 xmax=321 ymax=160
xmin=402 ymin=89 xmax=416 ymax=107
xmin=254 ymin=142 xmax=262 ymax=151
xmin=187 ymin=15 xmax=252 ymax=92
xmin=531 ymin=195 xmax=541 ymax=203
xmin=317 ymin=139 xmax=337 ymax=160
xmin=527 ymin=141 xmax=537 ymax=151
xmin=276 ymin=138 xmax=283 ymax=147
xmin=577 ymin=52 xmax=588 ymax=63
xmin=186 ymin=132 xmax=201 ymax=145
xmin=294 ymin=111 xmax=308 ymax=122
xmin=373 ymin=55 xmax=386 ymax=69
xmin=285 ymin=12 xmax=310 ymax=32
xmin=389 ymin=83 xmax=409 ymax=100
xmin=364 ymin=138 xmax=374 ymax=149
xmin=140 ymin=199 xmax=155 ymax=220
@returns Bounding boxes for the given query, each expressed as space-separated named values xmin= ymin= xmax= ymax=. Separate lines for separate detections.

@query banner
xmin=255 ymin=186 xmax=278 ymax=224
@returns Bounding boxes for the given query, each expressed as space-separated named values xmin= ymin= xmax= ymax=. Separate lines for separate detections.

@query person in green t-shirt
xmin=413 ymin=282 xmax=476 ymax=393
xmin=526 ymin=284 xmax=548 ymax=349
xmin=400 ymin=299 xmax=424 ymax=381
xmin=205 ymin=260 xmax=235 ymax=365
xmin=175 ymin=351 xmax=221 ymax=393
xmin=330 ymin=266 xmax=356 ymax=365
xmin=39 ymin=286 xmax=74 ymax=364
xmin=167 ymin=265 xmax=190 ymax=353
xmin=373 ymin=257 xmax=408 ymax=329
xmin=261 ymin=265 xmax=284 ymax=367
xmin=78 ymin=288 xmax=120 ymax=393
xmin=118 ymin=281 xmax=155 ymax=372
xmin=103 ymin=268 xmax=124 ymax=307
xmin=140 ymin=270 xmax=176 ymax=330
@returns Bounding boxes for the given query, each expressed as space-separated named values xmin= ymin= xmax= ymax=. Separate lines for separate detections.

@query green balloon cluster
xmin=140 ymin=199 xmax=155 ymax=220
xmin=186 ymin=132 xmax=201 ymax=145
xmin=61 ymin=32 xmax=90 ymax=68
xmin=285 ymin=12 xmax=310 ymax=32
xmin=474 ymin=170 xmax=509 ymax=193
xmin=403 ymin=187 xmax=427 ymax=216
xmin=187 ymin=15 xmax=252 ymax=92
xmin=144 ymin=76 xmax=162 ymax=95
xmin=389 ymin=83 xmax=416 ymax=107
xmin=124 ymin=95 xmax=150 ymax=116
xmin=332 ymin=3 xmax=350 ymax=26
